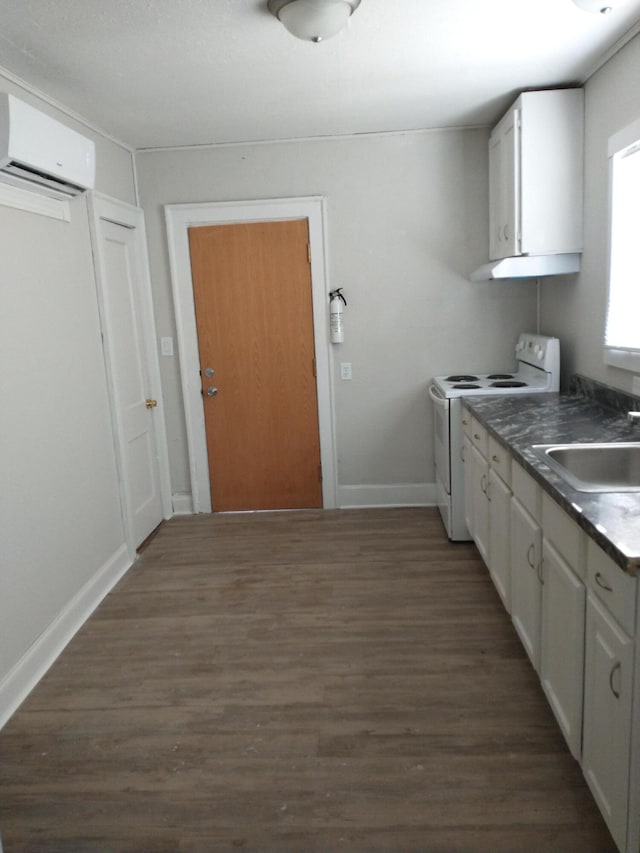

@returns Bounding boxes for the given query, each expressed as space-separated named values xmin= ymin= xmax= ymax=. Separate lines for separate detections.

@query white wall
xmin=541 ymin=33 xmax=640 ymax=390
xmin=0 ymin=75 xmax=137 ymax=725
xmin=137 ymin=130 xmax=537 ymax=506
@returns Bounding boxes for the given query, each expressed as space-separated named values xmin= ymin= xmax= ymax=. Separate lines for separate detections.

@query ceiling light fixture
xmin=572 ymin=0 xmax=625 ymax=13
xmin=267 ymin=0 xmax=361 ymax=43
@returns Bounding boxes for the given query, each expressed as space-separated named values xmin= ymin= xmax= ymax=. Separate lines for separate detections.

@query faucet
xmin=628 ymin=411 xmax=640 ymax=423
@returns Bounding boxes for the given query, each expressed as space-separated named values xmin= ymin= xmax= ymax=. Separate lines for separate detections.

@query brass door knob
xmin=145 ymin=399 xmax=158 ymax=409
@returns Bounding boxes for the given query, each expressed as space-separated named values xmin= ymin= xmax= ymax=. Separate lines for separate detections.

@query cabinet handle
xmin=492 ymin=454 xmax=500 ymax=463
xmin=460 ymin=446 xmax=465 ymax=463
xmin=609 ymin=661 xmax=621 ymax=699
xmin=595 ymin=572 xmax=613 ymax=592
xmin=474 ymin=433 xmax=482 ymax=441
xmin=480 ymin=473 xmax=487 ymax=495
xmin=462 ymin=418 xmax=469 ymax=426
xmin=537 ymin=557 xmax=544 ymax=585
xmin=486 ymin=480 xmax=492 ymax=503
xmin=526 ymin=543 xmax=535 ymax=569
xmin=503 ymin=224 xmax=509 ymax=241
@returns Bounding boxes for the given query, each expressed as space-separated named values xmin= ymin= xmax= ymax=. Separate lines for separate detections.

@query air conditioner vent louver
xmin=0 ymin=93 xmax=95 ymax=199
xmin=2 ymin=160 xmax=85 ymax=197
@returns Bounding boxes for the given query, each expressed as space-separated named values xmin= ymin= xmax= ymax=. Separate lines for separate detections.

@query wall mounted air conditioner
xmin=0 ymin=93 xmax=95 ymax=199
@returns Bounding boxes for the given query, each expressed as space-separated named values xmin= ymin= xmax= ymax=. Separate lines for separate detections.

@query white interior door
xmin=89 ymin=194 xmax=171 ymax=552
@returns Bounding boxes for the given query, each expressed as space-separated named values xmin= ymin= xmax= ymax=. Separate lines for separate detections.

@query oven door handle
xmin=428 ymin=384 xmax=449 ymax=410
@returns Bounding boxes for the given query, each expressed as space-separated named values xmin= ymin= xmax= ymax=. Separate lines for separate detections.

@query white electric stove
xmin=429 ymin=333 xmax=560 ymax=540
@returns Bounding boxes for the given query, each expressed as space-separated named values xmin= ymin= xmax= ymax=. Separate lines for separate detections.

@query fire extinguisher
xmin=329 ymin=288 xmax=347 ymax=344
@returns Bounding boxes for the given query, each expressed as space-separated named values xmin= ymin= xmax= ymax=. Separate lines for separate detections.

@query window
xmin=604 ymin=117 xmax=640 ymax=371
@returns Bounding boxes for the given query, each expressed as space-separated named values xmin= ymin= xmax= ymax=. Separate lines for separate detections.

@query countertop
xmin=462 ymin=391 xmax=640 ymax=575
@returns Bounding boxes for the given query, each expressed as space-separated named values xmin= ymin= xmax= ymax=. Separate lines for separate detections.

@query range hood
xmin=470 ymin=253 xmax=581 ymax=282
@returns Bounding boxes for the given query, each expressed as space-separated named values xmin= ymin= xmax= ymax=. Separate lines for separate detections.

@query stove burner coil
xmin=490 ymin=380 xmax=527 ymax=388
xmin=446 ymin=374 xmax=479 ymax=382
xmin=487 ymin=373 xmax=515 ymax=380
xmin=453 ymin=383 xmax=481 ymax=389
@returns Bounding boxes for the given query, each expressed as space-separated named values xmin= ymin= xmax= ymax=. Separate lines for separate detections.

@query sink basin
xmin=531 ymin=442 xmax=640 ymax=492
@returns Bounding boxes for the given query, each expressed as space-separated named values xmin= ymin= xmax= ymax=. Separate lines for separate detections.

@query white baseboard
xmin=338 ymin=483 xmax=437 ymax=508
xmin=0 ymin=543 xmax=132 ymax=730
xmin=172 ymin=492 xmax=194 ymax=514
xmin=171 ymin=487 xmax=436 ymax=513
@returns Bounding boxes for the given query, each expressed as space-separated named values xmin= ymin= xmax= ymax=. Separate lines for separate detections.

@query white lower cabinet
xmin=461 ymin=409 xmax=639 ymax=853
xmin=463 ymin=434 xmax=473 ymax=537
xmin=540 ymin=539 xmax=585 ymax=759
xmin=470 ymin=442 xmax=489 ymax=564
xmin=463 ymin=419 xmax=511 ymax=608
xmin=488 ymin=468 xmax=511 ymax=612
xmin=582 ymin=592 xmax=634 ymax=853
xmin=510 ymin=494 xmax=542 ymax=672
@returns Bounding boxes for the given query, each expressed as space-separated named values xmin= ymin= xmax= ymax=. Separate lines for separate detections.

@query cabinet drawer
xmin=587 ymin=540 xmax=636 ymax=636
xmin=511 ymin=461 xmax=540 ymax=520
xmin=461 ymin=408 xmax=472 ymax=438
xmin=488 ymin=436 xmax=511 ymax=486
xmin=470 ymin=417 xmax=489 ymax=457
xmin=542 ymin=493 xmax=584 ymax=579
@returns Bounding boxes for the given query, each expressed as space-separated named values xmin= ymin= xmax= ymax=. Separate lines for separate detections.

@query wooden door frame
xmin=165 ymin=197 xmax=337 ymax=513
xmin=88 ymin=192 xmax=173 ymax=557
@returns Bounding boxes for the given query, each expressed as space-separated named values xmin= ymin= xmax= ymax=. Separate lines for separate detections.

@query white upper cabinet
xmin=488 ymin=89 xmax=584 ymax=261
xmin=489 ymin=106 xmax=519 ymax=260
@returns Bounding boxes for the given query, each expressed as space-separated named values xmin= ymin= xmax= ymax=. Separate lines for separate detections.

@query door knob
xmin=204 ymin=367 xmax=215 ymax=377
xmin=206 ymin=386 xmax=218 ymax=397
xmin=145 ymin=399 xmax=158 ymax=409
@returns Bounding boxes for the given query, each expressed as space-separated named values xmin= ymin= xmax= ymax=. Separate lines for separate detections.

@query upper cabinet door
xmin=489 ymin=107 xmax=519 ymax=261
xmin=488 ymin=89 xmax=584 ymax=262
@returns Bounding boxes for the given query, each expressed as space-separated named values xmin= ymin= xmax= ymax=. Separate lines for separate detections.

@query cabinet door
xmin=489 ymin=107 xmax=519 ymax=260
xmin=519 ymin=89 xmax=584 ymax=255
xmin=463 ymin=434 xmax=473 ymax=536
xmin=488 ymin=468 xmax=511 ymax=612
xmin=488 ymin=129 xmax=502 ymax=261
xmin=470 ymin=443 xmax=489 ymax=565
xmin=582 ymin=594 xmax=633 ymax=853
xmin=510 ymin=497 xmax=542 ymax=671
xmin=540 ymin=540 xmax=585 ymax=759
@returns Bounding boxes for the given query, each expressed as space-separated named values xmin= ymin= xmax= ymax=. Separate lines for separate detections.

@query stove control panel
xmin=515 ymin=333 xmax=560 ymax=373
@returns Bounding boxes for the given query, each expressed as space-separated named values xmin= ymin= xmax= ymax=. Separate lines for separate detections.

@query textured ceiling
xmin=0 ymin=0 xmax=639 ymax=149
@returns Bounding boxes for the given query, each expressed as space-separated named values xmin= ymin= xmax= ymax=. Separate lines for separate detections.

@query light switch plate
xmin=340 ymin=362 xmax=352 ymax=380
xmin=160 ymin=336 xmax=174 ymax=357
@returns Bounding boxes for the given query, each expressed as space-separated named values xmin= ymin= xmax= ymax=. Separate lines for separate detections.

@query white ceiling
xmin=1 ymin=0 xmax=640 ymax=150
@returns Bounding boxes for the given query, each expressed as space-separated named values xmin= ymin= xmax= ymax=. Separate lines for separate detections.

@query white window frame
xmin=604 ymin=116 xmax=640 ymax=371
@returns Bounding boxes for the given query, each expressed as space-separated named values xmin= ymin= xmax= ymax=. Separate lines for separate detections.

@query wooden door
xmin=93 ymin=215 xmax=164 ymax=547
xmin=188 ymin=219 xmax=322 ymax=512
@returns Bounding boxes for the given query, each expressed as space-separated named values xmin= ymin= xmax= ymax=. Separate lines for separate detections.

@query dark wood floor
xmin=0 ymin=508 xmax=616 ymax=852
